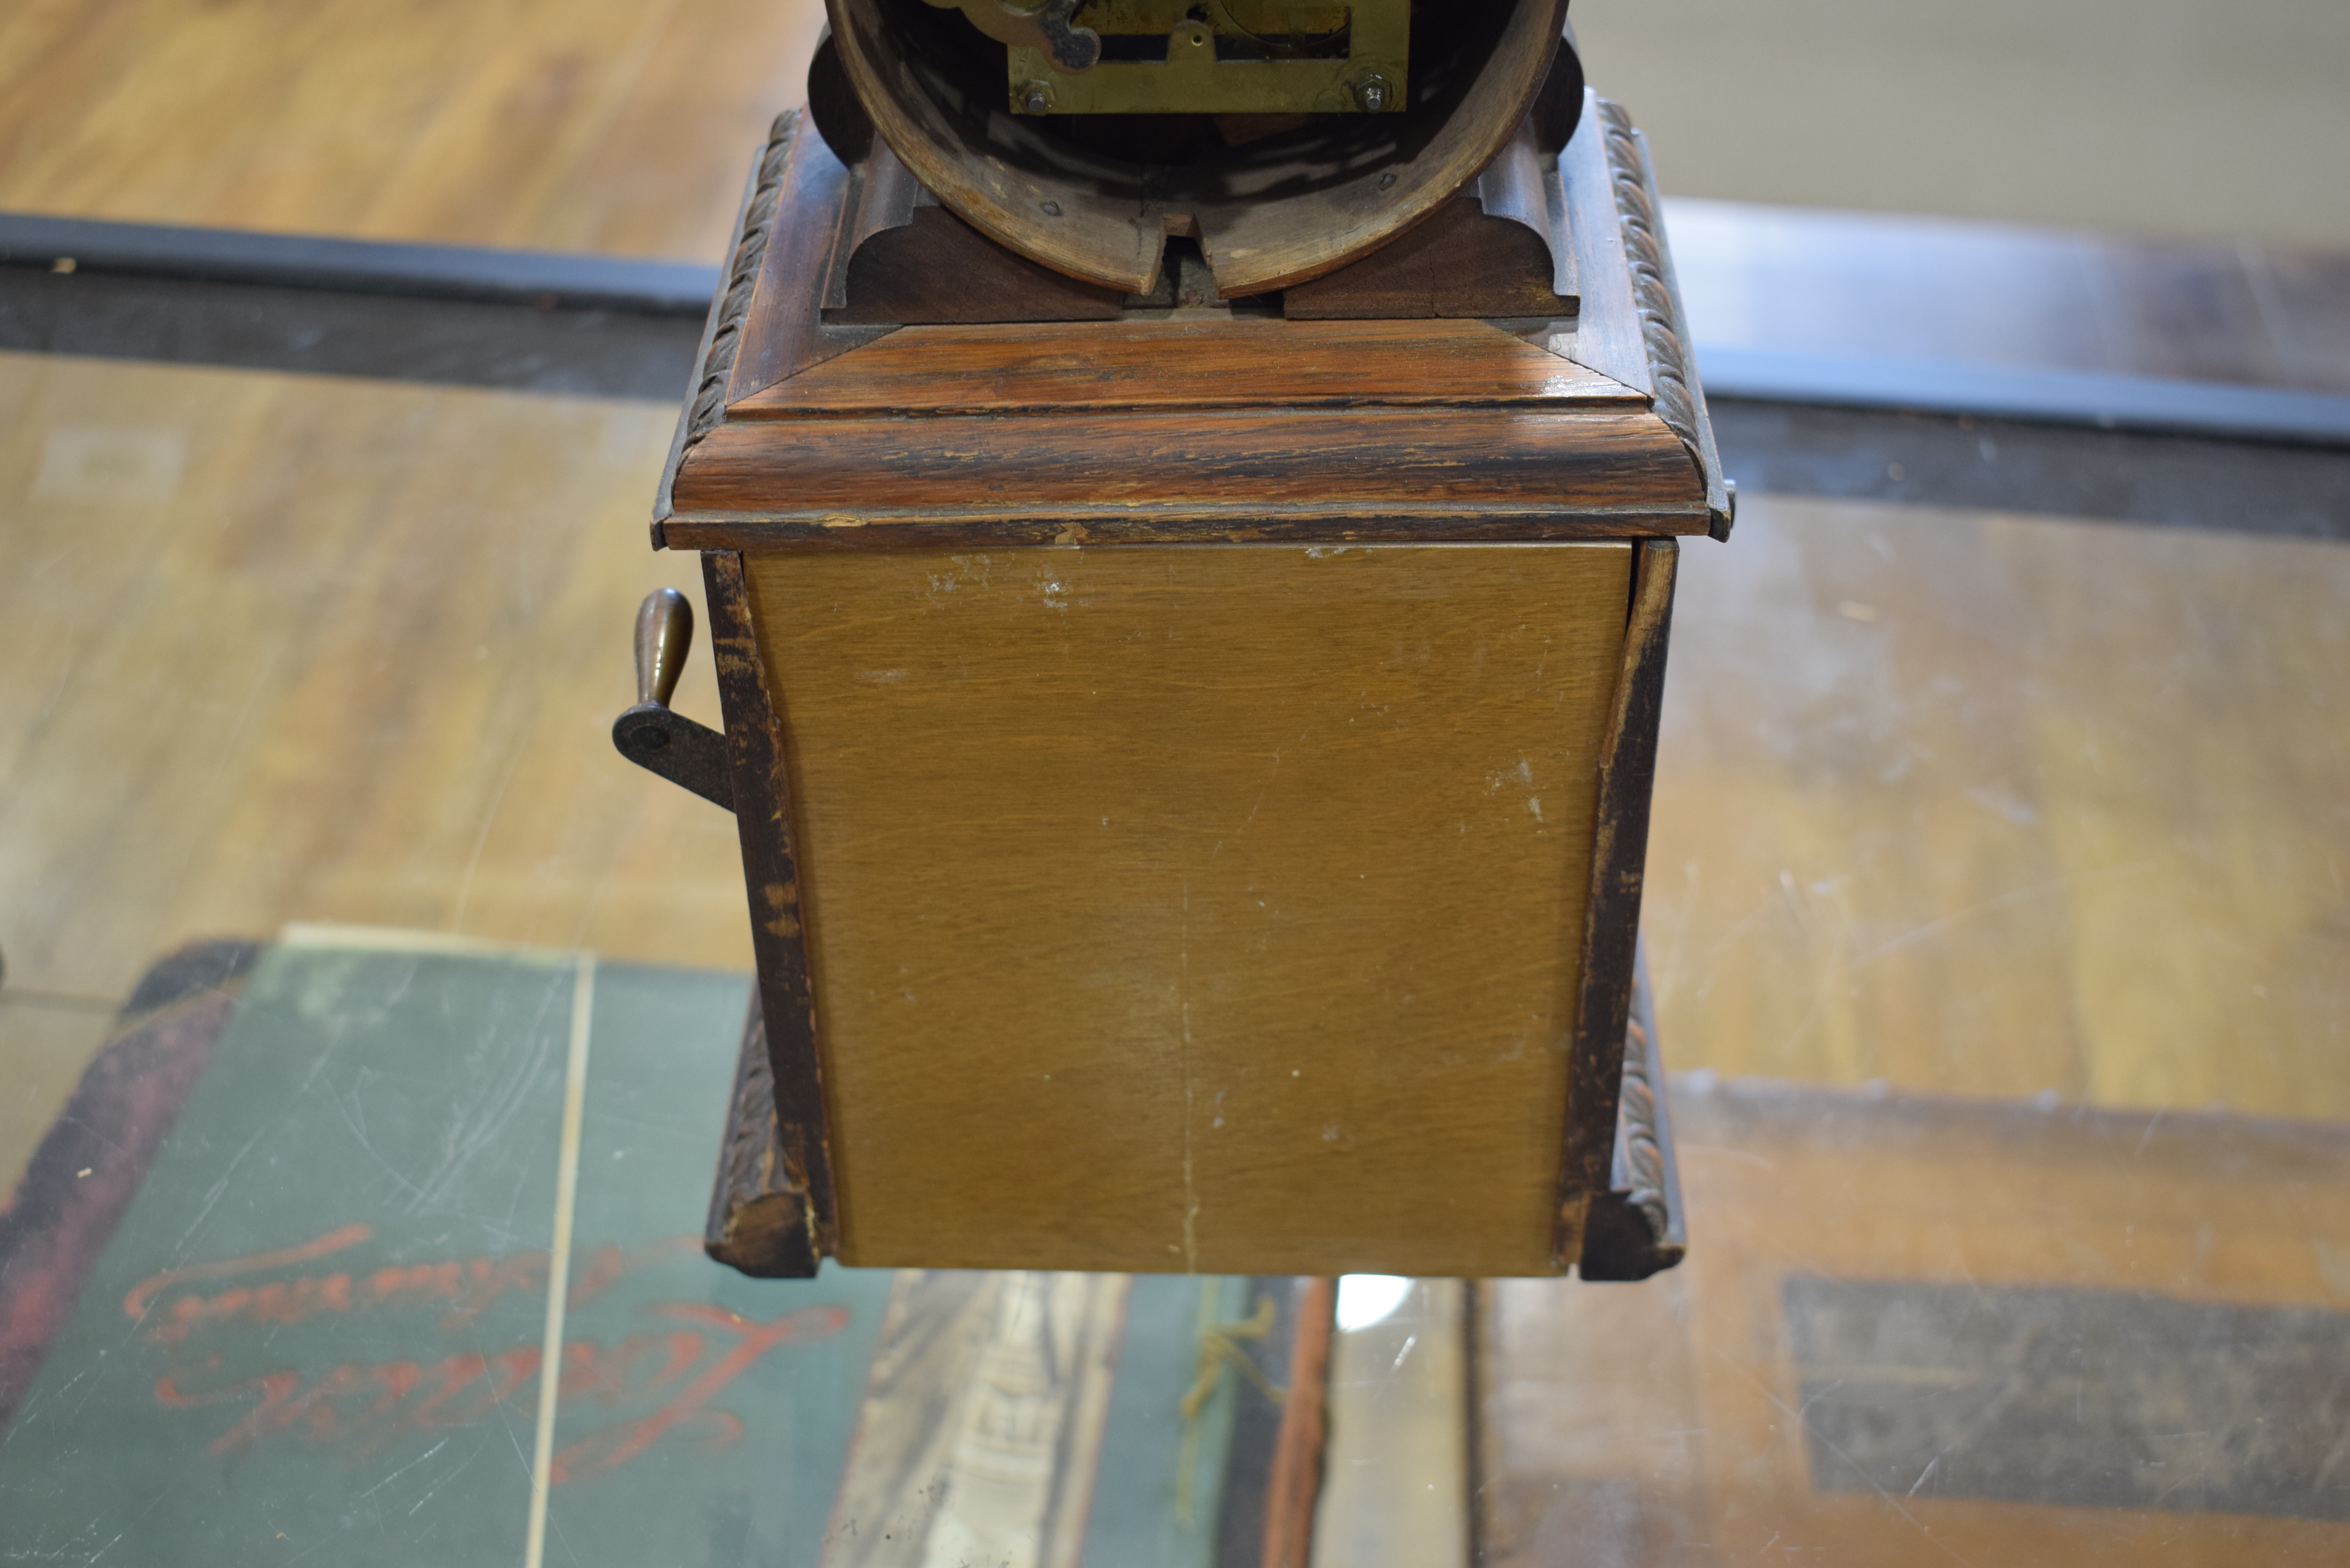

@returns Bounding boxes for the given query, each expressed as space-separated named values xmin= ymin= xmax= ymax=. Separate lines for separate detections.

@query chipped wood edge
xmin=653 ymin=111 xmax=802 ymax=544
xmin=1596 ymin=100 xmax=1734 ymax=539
xmin=1553 ymin=537 xmax=1677 ymax=1270
xmin=701 ymin=549 xmax=839 ymax=1260
xmin=704 ymin=988 xmax=820 ymax=1278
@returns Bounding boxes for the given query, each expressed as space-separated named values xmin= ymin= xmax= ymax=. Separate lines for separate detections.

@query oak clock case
xmin=612 ymin=0 xmax=1728 ymax=1285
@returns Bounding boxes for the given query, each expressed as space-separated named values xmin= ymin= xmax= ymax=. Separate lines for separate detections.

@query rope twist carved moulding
xmin=1598 ymin=98 xmax=1704 ymax=484
xmin=686 ymin=111 xmax=801 ymax=451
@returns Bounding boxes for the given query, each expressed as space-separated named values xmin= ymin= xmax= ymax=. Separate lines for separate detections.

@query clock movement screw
xmin=1020 ymin=80 xmax=1054 ymax=114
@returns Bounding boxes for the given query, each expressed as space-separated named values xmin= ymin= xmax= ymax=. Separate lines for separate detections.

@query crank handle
xmin=612 ymin=588 xmax=734 ymax=812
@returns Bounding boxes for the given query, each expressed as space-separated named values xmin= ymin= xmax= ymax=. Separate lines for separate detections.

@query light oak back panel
xmin=746 ymin=544 xmax=1631 ymax=1275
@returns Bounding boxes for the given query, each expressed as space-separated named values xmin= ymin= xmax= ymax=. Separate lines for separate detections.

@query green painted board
xmin=0 ymin=937 xmax=1283 ymax=1565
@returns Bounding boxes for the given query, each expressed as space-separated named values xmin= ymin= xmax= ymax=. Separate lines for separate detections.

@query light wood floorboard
xmin=0 ymin=352 xmax=751 ymax=1013
xmin=0 ymin=0 xmax=825 ymax=258
xmin=1650 ymin=494 xmax=2350 ymax=1120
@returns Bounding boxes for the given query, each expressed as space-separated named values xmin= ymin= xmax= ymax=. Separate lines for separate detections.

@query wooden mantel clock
xmin=615 ymin=0 xmax=1725 ymax=1288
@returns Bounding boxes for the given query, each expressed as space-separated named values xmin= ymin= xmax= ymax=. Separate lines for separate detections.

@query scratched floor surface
xmin=0 ymin=939 xmax=890 ymax=1567
xmin=1647 ymin=493 xmax=2350 ymax=1122
xmin=0 ymin=935 xmax=1282 ymax=1568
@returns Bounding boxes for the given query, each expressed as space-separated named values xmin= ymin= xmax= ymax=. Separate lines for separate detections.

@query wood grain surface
xmin=667 ymin=94 xmax=1706 ymax=555
xmin=670 ymin=406 xmax=1708 ymax=544
xmin=1282 ymin=196 xmax=1570 ymax=321
xmin=677 ymin=88 xmax=1704 ymax=551
xmin=834 ymin=206 xmax=1127 ymax=326
xmin=745 ymin=543 xmax=1633 ymax=1276
xmin=1645 ymin=494 xmax=2350 ymax=1115
xmin=0 ymin=0 xmax=828 ymax=258
xmin=730 ymin=319 xmax=1639 ymax=419
xmin=0 ymin=351 xmax=752 ymax=1022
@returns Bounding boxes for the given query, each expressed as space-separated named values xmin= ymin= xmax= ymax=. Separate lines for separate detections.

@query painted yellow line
xmin=525 ymin=954 xmax=596 ymax=1568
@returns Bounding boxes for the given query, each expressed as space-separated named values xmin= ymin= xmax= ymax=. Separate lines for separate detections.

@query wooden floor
xmin=0 ymin=354 xmax=754 ymax=1187
xmin=0 ymin=0 xmax=825 ymax=258
xmin=1651 ymin=495 xmax=2350 ymax=1119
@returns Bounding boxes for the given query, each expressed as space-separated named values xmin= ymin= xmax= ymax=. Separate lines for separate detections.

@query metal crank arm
xmin=612 ymin=587 xmax=735 ymax=813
